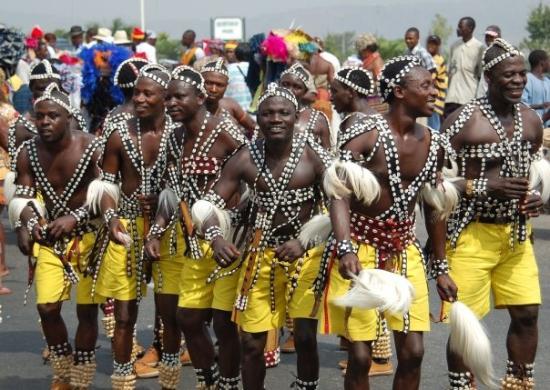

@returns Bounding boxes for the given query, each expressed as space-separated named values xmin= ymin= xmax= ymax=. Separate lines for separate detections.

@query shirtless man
xmin=280 ymin=63 xmax=331 ymax=148
xmin=201 ymin=58 xmax=256 ymax=136
xmin=322 ymin=56 xmax=457 ymax=390
xmin=441 ymin=38 xmax=549 ymax=389
xmin=144 ymin=65 xmax=246 ymax=389
xmin=87 ymin=64 xmax=176 ymax=389
xmin=9 ymin=83 xmax=104 ymax=389
xmin=192 ymin=83 xmax=332 ymax=389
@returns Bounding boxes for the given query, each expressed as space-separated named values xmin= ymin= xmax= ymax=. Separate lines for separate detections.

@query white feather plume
xmin=420 ymin=180 xmax=460 ymax=220
xmin=298 ymin=214 xmax=332 ymax=248
xmin=323 ymin=160 xmax=380 ymax=205
xmin=449 ymin=302 xmax=495 ymax=388
xmin=442 ymin=158 xmax=459 ymax=179
xmin=191 ymin=199 xmax=231 ymax=239
xmin=529 ymin=157 xmax=550 ymax=203
xmin=8 ymin=197 xmax=46 ymax=228
xmin=158 ymin=188 xmax=179 ymax=217
xmin=3 ymin=171 xmax=17 ymax=202
xmin=85 ymin=178 xmax=120 ymax=215
xmin=333 ymin=268 xmax=415 ymax=315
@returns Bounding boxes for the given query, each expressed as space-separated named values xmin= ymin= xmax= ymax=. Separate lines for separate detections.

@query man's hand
xmin=108 ymin=218 xmax=131 ymax=246
xmin=338 ymin=253 xmax=362 ymax=279
xmin=436 ymin=274 xmax=458 ymax=302
xmin=275 ymin=239 xmax=305 ymax=262
xmin=47 ymin=215 xmax=78 ymax=242
xmin=16 ymin=227 xmax=32 ymax=255
xmin=137 ymin=194 xmax=158 ymax=216
xmin=521 ymin=192 xmax=544 ymax=217
xmin=212 ymin=237 xmax=240 ymax=268
xmin=144 ymin=237 xmax=161 ymax=261
xmin=487 ymin=177 xmax=529 ymax=200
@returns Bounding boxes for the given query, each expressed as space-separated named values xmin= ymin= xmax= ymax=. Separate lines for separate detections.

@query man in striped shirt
xmin=427 ymin=35 xmax=448 ymax=131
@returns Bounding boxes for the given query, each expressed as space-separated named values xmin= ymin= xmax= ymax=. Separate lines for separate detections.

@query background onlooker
xmin=225 ymin=42 xmax=252 ymax=112
xmin=426 ymin=34 xmax=448 ymax=130
xmin=522 ymin=49 xmax=550 ymax=127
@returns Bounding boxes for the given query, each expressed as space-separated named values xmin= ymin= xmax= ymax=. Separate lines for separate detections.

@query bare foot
xmin=0 ymin=285 xmax=11 ymax=295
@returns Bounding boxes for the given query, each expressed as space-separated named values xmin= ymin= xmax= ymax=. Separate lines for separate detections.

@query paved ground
xmin=1 ymin=215 xmax=549 ymax=389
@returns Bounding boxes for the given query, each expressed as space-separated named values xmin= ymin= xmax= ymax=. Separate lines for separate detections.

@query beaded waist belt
xmin=349 ymin=212 xmax=415 ymax=265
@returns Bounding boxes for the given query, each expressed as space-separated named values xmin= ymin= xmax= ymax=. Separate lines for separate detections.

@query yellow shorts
xmin=35 ymin=232 xmax=105 ymax=305
xmin=177 ymin=239 xmax=240 ymax=312
xmin=320 ymin=241 xmax=429 ymax=341
xmin=152 ymin=223 xmax=186 ymax=295
xmin=233 ymin=245 xmax=323 ymax=333
xmin=444 ymin=222 xmax=541 ymax=319
xmin=95 ymin=217 xmax=147 ymax=301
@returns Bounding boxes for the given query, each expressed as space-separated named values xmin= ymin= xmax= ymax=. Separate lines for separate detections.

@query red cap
xmin=31 ymin=25 xmax=44 ymax=40
xmin=131 ymin=27 xmax=145 ymax=40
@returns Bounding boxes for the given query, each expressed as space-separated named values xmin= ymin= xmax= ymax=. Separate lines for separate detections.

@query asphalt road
xmin=1 ymin=215 xmax=549 ymax=389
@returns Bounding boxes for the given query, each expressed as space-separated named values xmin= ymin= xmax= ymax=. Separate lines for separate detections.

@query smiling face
xmin=202 ymin=71 xmax=228 ymax=104
xmin=404 ymin=31 xmax=419 ymax=50
xmin=165 ymin=80 xmax=205 ymax=122
xmin=133 ymin=76 xmax=166 ymax=119
xmin=35 ymin=100 xmax=71 ymax=143
xmin=257 ymin=96 xmax=297 ymax=143
xmin=487 ymin=55 xmax=527 ymax=104
xmin=280 ymin=73 xmax=307 ymax=102
xmin=394 ymin=67 xmax=438 ymax=117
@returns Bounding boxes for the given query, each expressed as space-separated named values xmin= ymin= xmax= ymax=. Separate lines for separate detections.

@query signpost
xmin=210 ymin=17 xmax=245 ymax=41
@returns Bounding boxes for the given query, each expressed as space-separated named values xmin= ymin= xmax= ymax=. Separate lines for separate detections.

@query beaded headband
xmin=379 ymin=55 xmax=422 ymax=101
xmin=334 ymin=66 xmax=374 ymax=96
xmin=201 ymin=57 xmax=229 ymax=78
xmin=29 ymin=59 xmax=61 ymax=81
xmin=171 ymin=65 xmax=207 ymax=96
xmin=258 ymin=82 xmax=298 ymax=111
xmin=482 ymin=38 xmax=522 ymax=72
xmin=34 ymin=83 xmax=73 ymax=114
xmin=280 ymin=63 xmax=311 ymax=88
xmin=138 ymin=63 xmax=171 ymax=89
xmin=114 ymin=58 xmax=149 ymax=88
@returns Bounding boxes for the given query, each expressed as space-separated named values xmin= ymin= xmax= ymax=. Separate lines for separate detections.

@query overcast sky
xmin=2 ymin=0 xmax=545 ymax=46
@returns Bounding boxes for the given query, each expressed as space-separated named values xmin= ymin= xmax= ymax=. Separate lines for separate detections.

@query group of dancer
xmin=2 ymin=36 xmax=548 ymax=390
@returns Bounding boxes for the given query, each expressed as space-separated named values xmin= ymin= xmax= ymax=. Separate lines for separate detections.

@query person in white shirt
xmin=136 ymin=30 xmax=158 ymax=64
xmin=444 ymin=16 xmax=484 ymax=117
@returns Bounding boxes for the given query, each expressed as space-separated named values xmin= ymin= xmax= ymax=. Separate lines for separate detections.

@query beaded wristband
xmin=26 ymin=216 xmax=39 ymax=238
xmin=204 ymin=225 xmax=223 ymax=242
xmin=14 ymin=185 xmax=36 ymax=198
xmin=14 ymin=220 xmax=23 ymax=229
xmin=430 ymin=257 xmax=450 ymax=278
xmin=336 ymin=239 xmax=356 ymax=259
xmin=104 ymin=208 xmax=118 ymax=226
xmin=70 ymin=206 xmax=89 ymax=227
xmin=146 ymin=223 xmax=165 ymax=241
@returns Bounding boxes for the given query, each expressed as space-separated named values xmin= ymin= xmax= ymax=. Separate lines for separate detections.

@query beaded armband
xmin=336 ymin=239 xmax=357 ymax=259
xmin=14 ymin=185 xmax=36 ymax=198
xmin=146 ymin=223 xmax=166 ymax=241
xmin=203 ymin=191 xmax=227 ymax=209
xmin=70 ymin=206 xmax=90 ymax=227
xmin=204 ymin=226 xmax=223 ymax=243
xmin=14 ymin=220 xmax=23 ymax=229
xmin=101 ymin=171 xmax=118 ymax=184
xmin=104 ymin=208 xmax=118 ymax=225
xmin=430 ymin=257 xmax=450 ymax=278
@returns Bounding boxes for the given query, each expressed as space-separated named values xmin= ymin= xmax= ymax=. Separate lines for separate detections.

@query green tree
xmin=53 ymin=28 xmax=69 ymax=39
xmin=156 ymin=32 xmax=181 ymax=61
xmin=377 ymin=37 xmax=406 ymax=60
xmin=429 ymin=13 xmax=452 ymax=47
xmin=323 ymin=31 xmax=356 ymax=62
xmin=522 ymin=3 xmax=550 ymax=51
xmin=110 ymin=18 xmax=134 ymax=37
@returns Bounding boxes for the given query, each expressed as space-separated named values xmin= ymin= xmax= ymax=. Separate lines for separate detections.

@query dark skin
xmin=280 ymin=73 xmax=331 ymax=148
xmin=304 ymin=53 xmax=335 ymax=84
xmin=144 ymin=80 xmax=242 ymax=385
xmin=71 ymin=33 xmax=83 ymax=49
xmin=203 ymin=96 xmax=326 ymax=389
xmin=14 ymin=99 xmax=101 ymax=356
xmin=203 ymin=71 xmax=256 ymax=134
xmin=404 ymin=30 xmax=419 ymax=51
xmin=526 ymin=55 xmax=550 ymax=120
xmin=181 ymin=31 xmax=196 ymax=48
xmin=99 ymin=75 xmax=168 ymax=365
xmin=456 ymin=19 xmax=474 ymax=42
xmin=331 ymin=67 xmax=457 ymax=390
xmin=35 ymin=42 xmax=49 ymax=60
xmin=330 ymin=78 xmax=378 ymax=135
xmin=441 ymin=55 xmax=543 ymax=375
